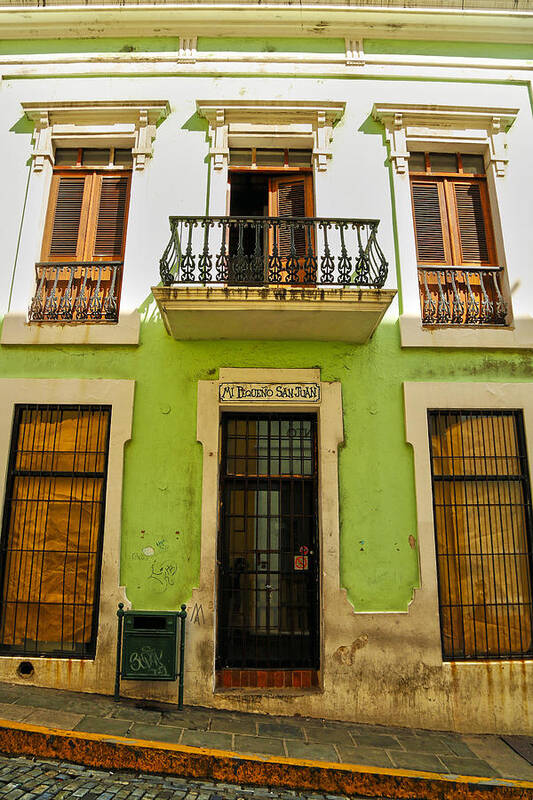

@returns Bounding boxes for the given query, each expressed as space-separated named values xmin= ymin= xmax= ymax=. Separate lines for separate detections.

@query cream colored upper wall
xmin=1 ymin=66 xmax=532 ymax=332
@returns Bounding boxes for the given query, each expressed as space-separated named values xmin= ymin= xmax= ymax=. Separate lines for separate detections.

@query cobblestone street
xmin=0 ymin=755 xmax=366 ymax=800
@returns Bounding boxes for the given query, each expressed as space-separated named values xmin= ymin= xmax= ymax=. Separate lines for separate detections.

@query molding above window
xmin=372 ymin=103 xmax=519 ymax=177
xmin=196 ymin=99 xmax=345 ymax=172
xmin=22 ymin=100 xmax=170 ymax=172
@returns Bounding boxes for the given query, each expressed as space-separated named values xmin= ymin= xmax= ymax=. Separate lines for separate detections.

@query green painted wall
xmin=364 ymin=39 xmax=533 ymax=60
xmin=1 ymin=316 xmax=532 ymax=613
xmin=2 ymin=36 xmax=532 ymax=60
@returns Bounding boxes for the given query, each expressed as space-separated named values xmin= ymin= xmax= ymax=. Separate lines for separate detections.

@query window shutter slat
xmin=93 ymin=176 xmax=129 ymax=259
xmin=411 ymin=181 xmax=447 ymax=264
xmin=276 ymin=178 xmax=306 ymax=257
xmin=49 ymin=177 xmax=85 ymax=259
xmin=454 ymin=182 xmax=489 ymax=263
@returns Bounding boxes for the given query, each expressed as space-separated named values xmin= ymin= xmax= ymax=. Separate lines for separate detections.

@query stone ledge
xmin=152 ymin=286 xmax=396 ymax=342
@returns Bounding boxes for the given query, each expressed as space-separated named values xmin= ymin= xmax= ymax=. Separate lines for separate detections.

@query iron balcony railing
xmin=418 ymin=266 xmax=507 ymax=326
xmin=29 ymin=262 xmax=122 ymax=323
xmin=159 ymin=216 xmax=388 ymax=289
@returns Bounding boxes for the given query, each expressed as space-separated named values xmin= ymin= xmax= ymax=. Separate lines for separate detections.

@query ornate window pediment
xmin=372 ymin=103 xmax=518 ymax=177
xmin=196 ymin=99 xmax=345 ymax=172
xmin=22 ymin=100 xmax=170 ymax=172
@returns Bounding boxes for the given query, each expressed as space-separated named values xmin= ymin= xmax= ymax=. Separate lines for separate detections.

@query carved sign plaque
xmin=219 ymin=383 xmax=321 ymax=403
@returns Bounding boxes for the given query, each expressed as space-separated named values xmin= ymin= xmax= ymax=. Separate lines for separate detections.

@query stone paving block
xmin=388 ymin=750 xmax=448 ymax=773
xmin=129 ymin=724 xmax=183 ymax=744
xmin=109 ymin=707 xmax=162 ymax=725
xmin=438 ymin=756 xmax=498 ymax=777
xmin=304 ymin=727 xmax=353 ymax=746
xmin=210 ymin=717 xmax=257 ymax=736
xmin=394 ymin=735 xmax=454 ymax=754
xmin=233 ymin=735 xmax=285 ymax=757
xmin=74 ymin=717 xmax=132 ymax=736
xmin=160 ymin=712 xmax=210 ymax=731
xmin=284 ymin=741 xmax=339 ymax=762
xmin=439 ymin=737 xmax=476 ymax=758
xmin=14 ymin=689 xmax=71 ymax=711
xmin=0 ymin=703 xmax=35 ymax=722
xmin=335 ymin=745 xmax=395 ymax=769
xmin=349 ymin=733 xmax=401 ymax=750
xmin=257 ymin=723 xmax=305 ymax=740
xmin=24 ymin=709 xmax=84 ymax=731
xmin=181 ymin=730 xmax=233 ymax=750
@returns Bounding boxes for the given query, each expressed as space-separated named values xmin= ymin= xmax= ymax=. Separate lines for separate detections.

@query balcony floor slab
xmin=152 ymin=285 xmax=396 ymax=343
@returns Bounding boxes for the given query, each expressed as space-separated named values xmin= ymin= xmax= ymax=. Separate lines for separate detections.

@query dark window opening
xmin=217 ymin=414 xmax=320 ymax=670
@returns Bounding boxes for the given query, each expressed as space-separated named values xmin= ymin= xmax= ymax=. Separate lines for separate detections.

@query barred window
xmin=428 ymin=409 xmax=533 ymax=660
xmin=0 ymin=405 xmax=111 ymax=658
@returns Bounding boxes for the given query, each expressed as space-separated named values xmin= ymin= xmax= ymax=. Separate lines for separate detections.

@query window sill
xmin=1 ymin=312 xmax=140 ymax=346
xmin=400 ymin=314 xmax=533 ymax=349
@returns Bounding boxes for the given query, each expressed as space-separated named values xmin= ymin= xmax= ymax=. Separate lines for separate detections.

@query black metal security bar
xmin=428 ymin=409 xmax=533 ymax=660
xmin=29 ymin=262 xmax=122 ymax=323
xmin=160 ymin=216 xmax=388 ymax=288
xmin=217 ymin=414 xmax=319 ymax=670
xmin=0 ymin=405 xmax=111 ymax=658
xmin=419 ymin=266 xmax=507 ymax=325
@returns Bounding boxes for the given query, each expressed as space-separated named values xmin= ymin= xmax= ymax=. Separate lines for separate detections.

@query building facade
xmin=0 ymin=0 xmax=532 ymax=735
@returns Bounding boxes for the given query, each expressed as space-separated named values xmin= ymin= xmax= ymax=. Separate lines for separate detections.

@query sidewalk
xmin=0 ymin=682 xmax=531 ymax=798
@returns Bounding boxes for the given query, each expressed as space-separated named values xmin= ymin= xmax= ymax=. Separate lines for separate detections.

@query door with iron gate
xmin=217 ymin=414 xmax=319 ymax=670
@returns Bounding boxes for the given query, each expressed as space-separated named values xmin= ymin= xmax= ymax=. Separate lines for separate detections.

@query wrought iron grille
xmin=419 ymin=266 xmax=507 ymax=325
xmin=217 ymin=414 xmax=319 ymax=669
xmin=0 ymin=405 xmax=111 ymax=658
xmin=160 ymin=216 xmax=388 ymax=288
xmin=428 ymin=409 xmax=533 ymax=660
xmin=29 ymin=262 xmax=122 ymax=323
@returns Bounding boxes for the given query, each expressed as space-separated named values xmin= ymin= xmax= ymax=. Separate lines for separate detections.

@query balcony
xmin=419 ymin=266 xmax=507 ymax=326
xmin=153 ymin=216 xmax=395 ymax=342
xmin=29 ymin=262 xmax=122 ymax=323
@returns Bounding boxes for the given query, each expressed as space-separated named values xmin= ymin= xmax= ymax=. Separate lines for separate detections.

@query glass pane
xmin=256 ymin=149 xmax=285 ymax=167
xmin=429 ymin=153 xmax=458 ymax=173
xmin=461 ymin=154 xmax=485 ymax=175
xmin=288 ymin=150 xmax=312 ymax=167
xmin=114 ymin=148 xmax=133 ymax=167
xmin=229 ymin=149 xmax=253 ymax=166
xmin=408 ymin=152 xmax=426 ymax=172
xmin=54 ymin=148 xmax=78 ymax=166
xmin=82 ymin=148 xmax=110 ymax=167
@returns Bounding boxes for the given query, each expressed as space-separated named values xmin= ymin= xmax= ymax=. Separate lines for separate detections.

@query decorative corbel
xmin=345 ymin=38 xmax=365 ymax=66
xmin=313 ymin=110 xmax=334 ymax=172
xmin=178 ymin=37 xmax=197 ymax=64
xmin=210 ymin=109 xmax=229 ymax=171
xmin=32 ymin=111 xmax=53 ymax=173
xmin=132 ymin=108 xmax=156 ymax=170
xmin=488 ymin=116 xmax=508 ymax=177
xmin=388 ymin=113 xmax=410 ymax=175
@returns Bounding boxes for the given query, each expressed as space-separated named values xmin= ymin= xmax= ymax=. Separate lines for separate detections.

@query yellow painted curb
xmin=0 ymin=717 xmax=531 ymax=800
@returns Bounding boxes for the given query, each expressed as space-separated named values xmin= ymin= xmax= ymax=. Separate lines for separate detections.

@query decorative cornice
xmin=196 ymin=100 xmax=345 ymax=172
xmin=22 ymin=100 xmax=170 ymax=172
xmin=1 ymin=5 xmax=533 ymax=44
xmin=372 ymin=103 xmax=519 ymax=177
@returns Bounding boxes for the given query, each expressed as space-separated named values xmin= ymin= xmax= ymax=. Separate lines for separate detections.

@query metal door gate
xmin=217 ymin=414 xmax=319 ymax=669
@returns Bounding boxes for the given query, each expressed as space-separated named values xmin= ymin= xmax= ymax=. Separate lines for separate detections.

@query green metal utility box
xmin=120 ymin=611 xmax=179 ymax=681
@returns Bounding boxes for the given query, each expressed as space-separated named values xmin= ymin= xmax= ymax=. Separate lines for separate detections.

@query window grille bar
xmin=0 ymin=405 xmax=111 ymax=659
xmin=428 ymin=409 xmax=533 ymax=660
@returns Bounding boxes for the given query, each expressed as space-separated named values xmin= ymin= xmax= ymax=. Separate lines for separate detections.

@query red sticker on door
xmin=294 ymin=555 xmax=309 ymax=571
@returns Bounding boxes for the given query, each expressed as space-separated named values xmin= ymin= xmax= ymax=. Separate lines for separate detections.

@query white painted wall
xmin=0 ymin=65 xmax=531 ymax=341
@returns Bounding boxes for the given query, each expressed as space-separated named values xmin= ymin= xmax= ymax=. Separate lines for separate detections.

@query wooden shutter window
xmin=453 ymin=181 xmax=490 ymax=264
xmin=93 ymin=175 xmax=130 ymax=259
xmin=43 ymin=170 xmax=131 ymax=262
xmin=270 ymin=176 xmax=309 ymax=258
xmin=411 ymin=181 xmax=448 ymax=264
xmin=48 ymin=176 xmax=87 ymax=260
